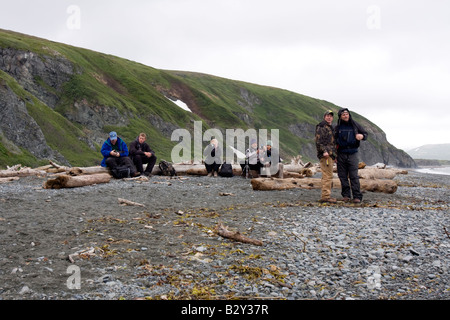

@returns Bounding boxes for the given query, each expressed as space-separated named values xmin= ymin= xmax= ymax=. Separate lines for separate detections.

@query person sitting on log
xmin=259 ymin=140 xmax=282 ymax=177
xmin=129 ymin=132 xmax=157 ymax=177
xmin=240 ymin=139 xmax=263 ymax=178
xmin=203 ymin=138 xmax=222 ymax=177
xmin=100 ymin=131 xmax=139 ymax=178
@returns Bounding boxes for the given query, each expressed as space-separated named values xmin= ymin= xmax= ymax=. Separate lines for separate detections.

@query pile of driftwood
xmin=0 ymin=158 xmax=407 ymax=193
xmin=0 ymin=162 xmax=112 ymax=189
xmin=251 ymin=162 xmax=407 ymax=194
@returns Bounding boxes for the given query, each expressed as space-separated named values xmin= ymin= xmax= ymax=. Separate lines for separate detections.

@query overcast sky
xmin=1 ymin=0 xmax=449 ymax=150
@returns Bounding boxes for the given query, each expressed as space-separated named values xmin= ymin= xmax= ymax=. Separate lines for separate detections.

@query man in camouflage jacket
xmin=315 ymin=110 xmax=337 ymax=203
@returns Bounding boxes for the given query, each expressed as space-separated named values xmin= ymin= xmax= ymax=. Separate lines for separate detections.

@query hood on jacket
xmin=337 ymin=108 xmax=352 ymax=125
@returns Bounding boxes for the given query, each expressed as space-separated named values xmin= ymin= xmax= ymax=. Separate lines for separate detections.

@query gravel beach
xmin=0 ymin=169 xmax=449 ymax=301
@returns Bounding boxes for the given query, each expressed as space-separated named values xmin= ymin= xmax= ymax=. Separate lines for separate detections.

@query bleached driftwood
xmin=118 ymin=198 xmax=146 ymax=207
xmin=43 ymin=173 xmax=111 ymax=189
xmin=0 ymin=165 xmax=47 ymax=178
xmin=251 ymin=177 xmax=398 ymax=194
xmin=215 ymin=222 xmax=263 ymax=246
xmin=0 ymin=177 xmax=20 ymax=184
xmin=68 ymin=247 xmax=96 ymax=263
xmin=68 ymin=166 xmax=109 ymax=176
xmin=358 ymin=168 xmax=397 ymax=180
xmin=186 ymin=167 xmax=208 ymax=176
xmin=47 ymin=160 xmax=71 ymax=173
xmin=182 ymin=163 xmax=284 ymax=177
xmin=283 ymin=164 xmax=317 ymax=176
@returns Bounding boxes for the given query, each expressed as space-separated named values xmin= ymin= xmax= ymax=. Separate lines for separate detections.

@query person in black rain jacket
xmin=335 ymin=108 xmax=368 ymax=203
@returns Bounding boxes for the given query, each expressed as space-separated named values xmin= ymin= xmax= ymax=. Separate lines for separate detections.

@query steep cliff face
xmin=0 ymin=47 xmax=74 ymax=109
xmin=0 ymin=30 xmax=416 ymax=168
xmin=0 ymin=71 xmax=72 ymax=166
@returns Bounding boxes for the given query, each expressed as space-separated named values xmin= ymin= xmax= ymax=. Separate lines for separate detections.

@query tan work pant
xmin=320 ymin=157 xmax=334 ymax=199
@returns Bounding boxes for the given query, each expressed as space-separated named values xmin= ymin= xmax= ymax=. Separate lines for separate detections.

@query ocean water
xmin=414 ymin=166 xmax=450 ymax=176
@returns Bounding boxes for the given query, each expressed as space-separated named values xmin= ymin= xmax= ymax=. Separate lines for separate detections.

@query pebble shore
xmin=0 ymin=170 xmax=448 ymax=300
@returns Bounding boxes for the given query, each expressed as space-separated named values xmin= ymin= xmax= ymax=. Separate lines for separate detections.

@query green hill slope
xmin=0 ymin=29 xmax=415 ymax=168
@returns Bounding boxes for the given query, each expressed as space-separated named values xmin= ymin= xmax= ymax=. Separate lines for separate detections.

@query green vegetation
xmin=0 ymin=29 xmax=389 ymax=169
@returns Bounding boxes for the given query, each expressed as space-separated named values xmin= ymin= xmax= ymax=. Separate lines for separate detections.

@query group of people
xmin=101 ymin=107 xmax=367 ymax=204
xmin=240 ymin=139 xmax=280 ymax=178
xmin=101 ymin=131 xmax=157 ymax=177
xmin=315 ymin=108 xmax=368 ymax=204
xmin=100 ymin=131 xmax=280 ymax=179
xmin=202 ymin=138 xmax=279 ymax=178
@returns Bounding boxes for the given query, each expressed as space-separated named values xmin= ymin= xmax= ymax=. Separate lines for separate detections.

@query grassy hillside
xmin=0 ymin=29 xmax=394 ymax=169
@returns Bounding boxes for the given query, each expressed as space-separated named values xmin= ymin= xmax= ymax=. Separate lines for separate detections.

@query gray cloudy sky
xmin=1 ymin=0 xmax=449 ymax=150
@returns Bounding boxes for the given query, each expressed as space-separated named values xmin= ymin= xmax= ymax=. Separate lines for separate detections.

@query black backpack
xmin=111 ymin=165 xmax=130 ymax=179
xmin=159 ymin=160 xmax=176 ymax=176
xmin=219 ymin=162 xmax=234 ymax=177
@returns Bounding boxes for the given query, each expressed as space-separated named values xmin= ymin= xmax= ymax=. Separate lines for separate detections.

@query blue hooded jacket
xmin=100 ymin=137 xmax=129 ymax=167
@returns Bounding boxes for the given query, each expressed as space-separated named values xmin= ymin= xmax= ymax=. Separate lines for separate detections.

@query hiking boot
xmin=319 ymin=198 xmax=337 ymax=203
xmin=207 ymin=172 xmax=213 ymax=177
xmin=143 ymin=172 xmax=152 ymax=177
xmin=213 ymin=171 xmax=218 ymax=177
xmin=339 ymin=197 xmax=351 ymax=202
xmin=352 ymin=198 xmax=362 ymax=203
xmin=131 ymin=172 xmax=141 ymax=177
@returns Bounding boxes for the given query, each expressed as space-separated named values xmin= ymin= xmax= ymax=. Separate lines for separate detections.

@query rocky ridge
xmin=0 ymin=31 xmax=416 ymax=168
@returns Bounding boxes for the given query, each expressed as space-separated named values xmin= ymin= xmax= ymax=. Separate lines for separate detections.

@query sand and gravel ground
xmin=0 ymin=170 xmax=449 ymax=301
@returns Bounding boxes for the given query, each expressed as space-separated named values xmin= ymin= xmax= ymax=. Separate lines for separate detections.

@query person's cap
xmin=266 ymin=140 xmax=273 ymax=146
xmin=109 ymin=131 xmax=117 ymax=140
xmin=324 ymin=110 xmax=334 ymax=117
xmin=250 ymin=139 xmax=257 ymax=145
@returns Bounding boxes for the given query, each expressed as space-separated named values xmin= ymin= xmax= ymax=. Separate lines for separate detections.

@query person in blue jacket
xmin=101 ymin=131 xmax=139 ymax=177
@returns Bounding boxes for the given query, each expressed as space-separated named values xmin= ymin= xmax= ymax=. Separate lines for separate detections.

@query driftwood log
xmin=251 ymin=177 xmax=398 ymax=194
xmin=215 ymin=223 xmax=264 ymax=246
xmin=69 ymin=166 xmax=109 ymax=176
xmin=0 ymin=177 xmax=20 ymax=184
xmin=118 ymin=198 xmax=146 ymax=207
xmin=43 ymin=173 xmax=111 ymax=189
xmin=182 ymin=163 xmax=285 ymax=177
xmin=0 ymin=166 xmax=47 ymax=178
xmin=357 ymin=168 xmax=397 ymax=180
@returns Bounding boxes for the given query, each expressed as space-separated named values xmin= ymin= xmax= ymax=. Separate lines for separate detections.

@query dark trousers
xmin=240 ymin=162 xmax=262 ymax=172
xmin=337 ymin=152 xmax=362 ymax=200
xmin=205 ymin=162 xmax=221 ymax=173
xmin=105 ymin=156 xmax=136 ymax=174
xmin=132 ymin=154 xmax=157 ymax=174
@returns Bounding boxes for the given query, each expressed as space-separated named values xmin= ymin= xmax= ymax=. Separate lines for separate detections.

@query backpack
xmin=111 ymin=165 xmax=130 ymax=179
xmin=159 ymin=160 xmax=176 ymax=176
xmin=219 ymin=162 xmax=234 ymax=177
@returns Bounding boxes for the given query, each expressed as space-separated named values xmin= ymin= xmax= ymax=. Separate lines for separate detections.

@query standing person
xmin=129 ymin=133 xmax=157 ymax=177
xmin=101 ymin=131 xmax=139 ymax=177
xmin=203 ymin=138 xmax=222 ymax=177
xmin=315 ymin=110 xmax=337 ymax=203
xmin=335 ymin=108 xmax=368 ymax=203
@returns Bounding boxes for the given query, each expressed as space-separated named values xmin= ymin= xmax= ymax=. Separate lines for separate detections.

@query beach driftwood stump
xmin=43 ymin=173 xmax=111 ymax=189
xmin=215 ymin=223 xmax=264 ymax=246
xmin=251 ymin=177 xmax=398 ymax=194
